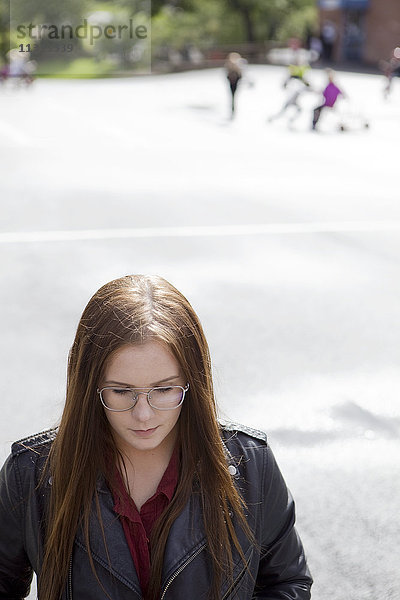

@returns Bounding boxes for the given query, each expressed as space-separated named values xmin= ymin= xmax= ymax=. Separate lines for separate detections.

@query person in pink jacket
xmin=312 ymin=69 xmax=344 ymax=130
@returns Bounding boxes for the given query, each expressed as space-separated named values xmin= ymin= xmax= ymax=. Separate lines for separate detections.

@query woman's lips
xmin=131 ymin=426 xmax=159 ymax=438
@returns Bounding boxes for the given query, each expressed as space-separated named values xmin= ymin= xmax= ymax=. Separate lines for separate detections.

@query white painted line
xmin=1 ymin=221 xmax=400 ymax=244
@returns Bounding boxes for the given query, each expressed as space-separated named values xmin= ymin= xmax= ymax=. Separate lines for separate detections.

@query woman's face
xmin=101 ymin=341 xmax=185 ymax=458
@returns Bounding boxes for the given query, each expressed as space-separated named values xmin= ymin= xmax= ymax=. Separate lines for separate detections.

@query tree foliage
xmin=1 ymin=0 xmax=317 ymax=68
xmin=151 ymin=0 xmax=317 ymax=49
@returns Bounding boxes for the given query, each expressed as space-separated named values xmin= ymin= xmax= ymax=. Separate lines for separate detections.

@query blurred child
xmin=312 ymin=69 xmax=344 ymax=130
xmin=268 ymin=63 xmax=312 ymax=124
xmin=381 ymin=47 xmax=400 ymax=99
xmin=225 ymin=52 xmax=243 ymax=117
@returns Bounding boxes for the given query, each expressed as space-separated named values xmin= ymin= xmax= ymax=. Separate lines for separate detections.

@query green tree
xmin=150 ymin=0 xmax=316 ymax=45
xmin=228 ymin=0 xmax=259 ymax=42
xmin=152 ymin=1 xmax=242 ymax=51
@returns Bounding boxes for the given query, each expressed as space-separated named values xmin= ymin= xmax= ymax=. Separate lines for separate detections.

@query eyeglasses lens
xmin=101 ymin=386 xmax=184 ymax=411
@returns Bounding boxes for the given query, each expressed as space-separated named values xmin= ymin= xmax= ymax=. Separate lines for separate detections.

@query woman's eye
xmin=159 ymin=387 xmax=172 ymax=394
xmin=112 ymin=388 xmax=131 ymax=395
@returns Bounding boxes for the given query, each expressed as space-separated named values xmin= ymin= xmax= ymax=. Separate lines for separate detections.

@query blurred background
xmin=1 ymin=1 xmax=400 ymax=599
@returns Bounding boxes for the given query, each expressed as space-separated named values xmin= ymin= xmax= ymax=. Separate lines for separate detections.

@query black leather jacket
xmin=0 ymin=424 xmax=312 ymax=599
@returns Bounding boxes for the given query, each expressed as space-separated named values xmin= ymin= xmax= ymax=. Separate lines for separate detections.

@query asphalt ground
xmin=1 ymin=66 xmax=399 ymax=599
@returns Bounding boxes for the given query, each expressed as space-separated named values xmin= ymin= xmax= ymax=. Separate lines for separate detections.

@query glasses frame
xmin=97 ymin=383 xmax=189 ymax=412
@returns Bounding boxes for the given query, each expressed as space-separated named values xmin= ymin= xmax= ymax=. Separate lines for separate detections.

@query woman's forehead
xmin=104 ymin=342 xmax=182 ymax=386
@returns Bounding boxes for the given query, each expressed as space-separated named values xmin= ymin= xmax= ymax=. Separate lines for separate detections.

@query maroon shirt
xmin=112 ymin=449 xmax=179 ymax=598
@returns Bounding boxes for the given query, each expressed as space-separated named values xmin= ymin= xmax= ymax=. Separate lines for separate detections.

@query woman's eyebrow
xmin=104 ymin=375 xmax=181 ymax=387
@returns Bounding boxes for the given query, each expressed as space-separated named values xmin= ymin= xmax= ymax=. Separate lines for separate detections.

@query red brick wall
xmin=319 ymin=0 xmax=400 ymax=65
xmin=364 ymin=0 xmax=400 ymax=63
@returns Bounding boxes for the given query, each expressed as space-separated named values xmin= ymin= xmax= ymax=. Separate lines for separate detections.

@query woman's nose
xmin=132 ymin=392 xmax=154 ymax=421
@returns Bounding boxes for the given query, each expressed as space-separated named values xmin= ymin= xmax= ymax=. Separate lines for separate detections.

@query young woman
xmin=0 ymin=274 xmax=312 ymax=600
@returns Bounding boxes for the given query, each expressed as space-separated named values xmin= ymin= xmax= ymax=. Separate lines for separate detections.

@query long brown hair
xmin=39 ymin=275 xmax=252 ymax=600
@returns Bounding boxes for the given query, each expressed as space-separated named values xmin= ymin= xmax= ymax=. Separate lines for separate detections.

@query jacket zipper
xmin=221 ymin=560 xmax=248 ymax=600
xmin=160 ymin=543 xmax=206 ymax=600
xmin=68 ymin=555 xmax=73 ymax=600
xmin=66 ymin=542 xmax=245 ymax=599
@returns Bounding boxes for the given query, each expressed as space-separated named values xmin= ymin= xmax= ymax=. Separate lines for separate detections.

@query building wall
xmin=364 ymin=0 xmax=400 ymax=64
xmin=319 ymin=0 xmax=400 ymax=65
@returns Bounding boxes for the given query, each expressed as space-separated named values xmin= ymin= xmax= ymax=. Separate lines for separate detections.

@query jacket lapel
xmin=161 ymin=492 xmax=206 ymax=586
xmin=160 ymin=443 xmax=254 ymax=599
xmin=75 ymin=478 xmax=142 ymax=596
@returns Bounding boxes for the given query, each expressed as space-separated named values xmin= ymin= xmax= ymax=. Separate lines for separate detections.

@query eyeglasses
xmin=97 ymin=383 xmax=189 ymax=412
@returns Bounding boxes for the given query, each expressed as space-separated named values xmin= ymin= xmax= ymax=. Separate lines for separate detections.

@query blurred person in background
xmin=3 ymin=49 xmax=36 ymax=87
xmin=0 ymin=274 xmax=313 ymax=600
xmin=320 ymin=21 xmax=337 ymax=62
xmin=225 ymin=52 xmax=243 ymax=118
xmin=268 ymin=60 xmax=312 ymax=126
xmin=312 ymin=68 xmax=344 ymax=131
xmin=381 ymin=47 xmax=400 ymax=99
xmin=306 ymin=27 xmax=323 ymax=62
xmin=0 ymin=63 xmax=9 ymax=84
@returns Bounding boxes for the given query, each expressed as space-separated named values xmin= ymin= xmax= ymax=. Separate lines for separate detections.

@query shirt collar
xmin=155 ymin=445 xmax=179 ymax=502
xmin=112 ymin=445 xmax=179 ymax=515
